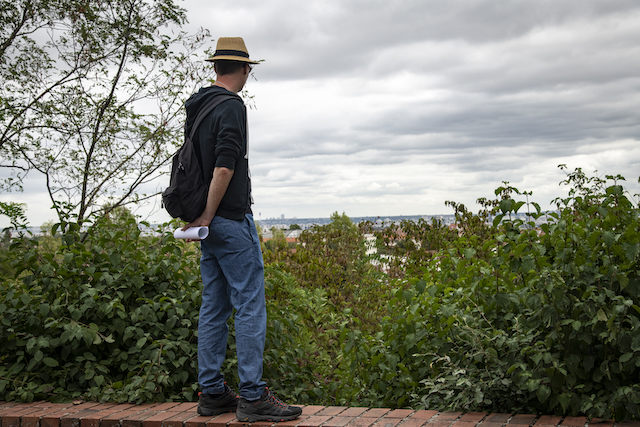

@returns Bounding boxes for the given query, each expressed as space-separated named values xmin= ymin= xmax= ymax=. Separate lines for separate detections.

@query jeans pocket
xmin=245 ymin=216 xmax=258 ymax=244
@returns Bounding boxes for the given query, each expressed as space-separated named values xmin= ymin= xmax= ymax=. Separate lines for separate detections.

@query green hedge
xmin=341 ymin=169 xmax=640 ymax=420
xmin=0 ymin=219 xmax=202 ymax=402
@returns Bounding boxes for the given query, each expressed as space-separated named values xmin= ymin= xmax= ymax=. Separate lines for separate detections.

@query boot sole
xmin=235 ymin=411 xmax=301 ymax=423
xmin=197 ymin=406 xmax=237 ymax=416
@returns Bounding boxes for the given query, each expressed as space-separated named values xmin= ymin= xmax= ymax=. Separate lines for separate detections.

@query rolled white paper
xmin=173 ymin=226 xmax=209 ymax=240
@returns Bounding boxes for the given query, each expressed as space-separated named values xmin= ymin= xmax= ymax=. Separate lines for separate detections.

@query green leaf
xmin=537 ymin=385 xmax=551 ymax=402
xmin=558 ymin=393 xmax=571 ymax=411
xmin=596 ymin=309 xmax=607 ymax=322
xmin=603 ymin=231 xmax=616 ymax=247
xmin=500 ymin=199 xmax=513 ymax=213
xmin=43 ymin=357 xmax=59 ymax=367
xmin=620 ymin=353 xmax=633 ymax=363
xmin=572 ymin=320 xmax=582 ymax=331
xmin=617 ymin=273 xmax=629 ymax=289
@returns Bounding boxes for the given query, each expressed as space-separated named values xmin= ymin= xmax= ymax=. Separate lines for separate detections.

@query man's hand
xmin=181 ymin=215 xmax=213 ymax=242
xmin=180 ymin=166 xmax=234 ymax=242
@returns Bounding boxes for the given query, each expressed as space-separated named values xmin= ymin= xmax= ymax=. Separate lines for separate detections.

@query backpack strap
xmin=188 ymin=94 xmax=237 ymax=141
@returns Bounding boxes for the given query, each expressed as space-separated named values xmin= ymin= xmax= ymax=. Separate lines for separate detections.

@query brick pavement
xmin=1 ymin=401 xmax=639 ymax=427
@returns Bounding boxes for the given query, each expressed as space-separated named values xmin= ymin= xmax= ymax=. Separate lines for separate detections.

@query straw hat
xmin=205 ymin=37 xmax=259 ymax=64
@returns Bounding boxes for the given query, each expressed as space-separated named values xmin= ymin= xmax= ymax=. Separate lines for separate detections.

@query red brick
xmin=398 ymin=418 xmax=427 ymax=427
xmin=508 ymin=415 xmax=536 ymax=426
xmin=0 ymin=403 xmax=19 ymax=409
xmin=316 ymin=407 xmax=348 ymax=416
xmin=123 ymin=413 xmax=159 ymax=427
xmin=41 ymin=403 xmax=104 ymax=427
xmin=62 ymin=407 xmax=118 ymax=427
xmin=0 ymin=403 xmax=33 ymax=413
xmin=410 ymin=411 xmax=438 ymax=421
xmin=100 ymin=406 xmax=157 ymax=427
xmin=41 ymin=414 xmax=64 ymax=427
xmin=22 ymin=405 xmax=81 ymax=427
xmin=80 ymin=404 xmax=136 ymax=427
xmin=3 ymin=407 xmax=49 ymax=427
xmin=385 ymin=410 xmax=414 ymax=419
xmin=146 ymin=403 xmax=182 ymax=412
xmin=324 ymin=417 xmax=357 ymax=427
xmin=534 ymin=416 xmax=562 ymax=427
xmin=205 ymin=412 xmax=237 ymax=427
xmin=451 ymin=422 xmax=478 ymax=427
xmin=21 ymin=408 xmax=54 ymax=427
xmin=341 ymin=408 xmax=368 ymax=418
xmin=228 ymin=420 xmax=272 ymax=427
xmin=426 ymin=422 xmax=455 ymax=427
xmin=361 ymin=409 xmax=391 ymax=419
xmin=184 ymin=415 xmax=216 ymax=427
xmin=167 ymin=403 xmax=198 ymax=413
xmin=459 ymin=413 xmax=487 ymax=423
xmin=297 ymin=415 xmax=332 ymax=427
xmin=33 ymin=403 xmax=66 ymax=409
xmin=371 ymin=419 xmax=401 ymax=427
xmin=485 ymin=415 xmax=511 ymax=424
xmin=435 ymin=413 xmax=463 ymax=422
xmin=142 ymin=410 xmax=183 ymax=427
xmin=302 ymin=407 xmax=326 ymax=417
xmin=122 ymin=408 xmax=165 ymax=427
xmin=0 ymin=404 xmax=24 ymax=416
xmin=561 ymin=418 xmax=586 ymax=427
xmin=350 ymin=419 xmax=378 ymax=427
xmin=275 ymin=415 xmax=309 ymax=427
xmin=482 ymin=423 xmax=506 ymax=427
xmin=162 ymin=410 xmax=200 ymax=427
xmin=586 ymin=420 xmax=614 ymax=427
xmin=2 ymin=407 xmax=45 ymax=417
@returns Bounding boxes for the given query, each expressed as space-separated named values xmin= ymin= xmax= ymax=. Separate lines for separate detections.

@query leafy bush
xmin=0 ymin=215 xmax=343 ymax=405
xmin=0 ymin=217 xmax=202 ymax=402
xmin=2 ymin=167 xmax=639 ymax=421
xmin=341 ymin=168 xmax=640 ymax=420
xmin=286 ymin=212 xmax=389 ymax=331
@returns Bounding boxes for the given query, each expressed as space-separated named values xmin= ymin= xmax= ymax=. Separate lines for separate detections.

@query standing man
xmin=181 ymin=37 xmax=302 ymax=423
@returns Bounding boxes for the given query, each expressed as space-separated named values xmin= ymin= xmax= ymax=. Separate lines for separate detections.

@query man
xmin=181 ymin=37 xmax=302 ymax=423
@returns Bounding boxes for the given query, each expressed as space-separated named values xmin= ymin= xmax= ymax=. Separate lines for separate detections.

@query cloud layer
xmin=3 ymin=0 xmax=639 ymax=226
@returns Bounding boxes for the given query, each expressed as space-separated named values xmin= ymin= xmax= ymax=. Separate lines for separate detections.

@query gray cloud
xmin=3 ymin=0 xmax=640 ymax=226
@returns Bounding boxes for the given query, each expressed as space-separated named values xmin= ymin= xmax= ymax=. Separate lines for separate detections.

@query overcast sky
xmin=3 ymin=0 xmax=640 ymax=227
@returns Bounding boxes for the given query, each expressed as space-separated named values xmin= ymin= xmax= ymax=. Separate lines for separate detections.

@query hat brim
xmin=205 ymin=55 xmax=259 ymax=64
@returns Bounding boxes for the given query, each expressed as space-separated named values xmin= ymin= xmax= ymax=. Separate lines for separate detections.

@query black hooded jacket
xmin=185 ymin=86 xmax=252 ymax=221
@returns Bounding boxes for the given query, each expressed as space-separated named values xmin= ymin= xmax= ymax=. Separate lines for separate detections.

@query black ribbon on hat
xmin=214 ymin=49 xmax=250 ymax=58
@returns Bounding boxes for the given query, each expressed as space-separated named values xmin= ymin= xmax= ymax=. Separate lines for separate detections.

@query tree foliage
xmin=1 ymin=0 xmax=214 ymax=224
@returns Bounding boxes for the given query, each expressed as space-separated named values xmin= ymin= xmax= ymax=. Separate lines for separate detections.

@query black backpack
xmin=162 ymin=94 xmax=235 ymax=222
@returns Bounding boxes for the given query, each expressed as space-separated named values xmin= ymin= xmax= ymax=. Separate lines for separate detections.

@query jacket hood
xmin=184 ymin=86 xmax=242 ymax=134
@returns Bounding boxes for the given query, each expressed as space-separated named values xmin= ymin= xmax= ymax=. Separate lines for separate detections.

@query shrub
xmin=0 ymin=216 xmax=342 ymax=405
xmin=341 ymin=168 xmax=640 ymax=420
xmin=0 ymin=217 xmax=202 ymax=402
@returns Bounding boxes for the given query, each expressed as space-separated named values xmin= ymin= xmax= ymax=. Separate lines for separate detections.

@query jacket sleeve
xmin=212 ymin=100 xmax=245 ymax=170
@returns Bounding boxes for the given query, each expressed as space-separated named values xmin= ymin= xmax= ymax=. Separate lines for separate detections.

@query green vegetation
xmin=1 ymin=168 xmax=639 ymax=420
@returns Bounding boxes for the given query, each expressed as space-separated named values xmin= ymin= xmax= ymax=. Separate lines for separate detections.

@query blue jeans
xmin=198 ymin=213 xmax=266 ymax=400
